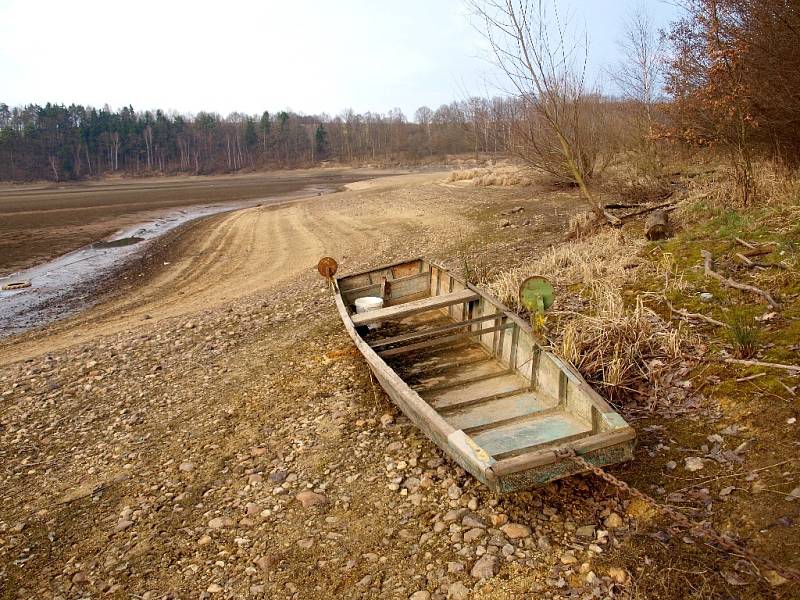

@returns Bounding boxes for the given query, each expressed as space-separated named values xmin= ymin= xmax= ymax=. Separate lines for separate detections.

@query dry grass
xmin=485 ymin=227 xmax=686 ymax=403
xmin=560 ymin=283 xmax=685 ymax=403
xmin=447 ymin=167 xmax=535 ymax=187
xmin=681 ymin=161 xmax=800 ymax=208
xmin=485 ymin=228 xmax=644 ymax=311
xmin=447 ymin=168 xmax=490 ymax=182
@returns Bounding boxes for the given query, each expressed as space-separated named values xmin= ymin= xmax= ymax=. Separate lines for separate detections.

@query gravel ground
xmin=0 ymin=172 xmax=645 ymax=600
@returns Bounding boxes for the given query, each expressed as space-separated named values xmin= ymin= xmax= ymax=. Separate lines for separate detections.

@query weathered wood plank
xmin=378 ymin=323 xmax=512 ymax=358
xmin=445 ymin=392 xmax=556 ymax=431
xmin=415 ymin=368 xmax=512 ymax=394
xmin=370 ymin=313 xmax=502 ymax=349
xmin=429 ymin=373 xmax=529 ymax=409
xmin=410 ymin=359 xmax=505 ymax=390
xmin=472 ymin=412 xmax=592 ymax=459
xmin=342 ymin=271 xmax=431 ymax=300
xmin=351 ymin=289 xmax=479 ymax=326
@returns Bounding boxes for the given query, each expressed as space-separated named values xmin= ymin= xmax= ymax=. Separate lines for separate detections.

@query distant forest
xmin=0 ymin=101 xmax=508 ymax=182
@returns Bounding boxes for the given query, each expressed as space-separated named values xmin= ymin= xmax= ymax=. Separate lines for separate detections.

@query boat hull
xmin=333 ymin=258 xmax=635 ymax=493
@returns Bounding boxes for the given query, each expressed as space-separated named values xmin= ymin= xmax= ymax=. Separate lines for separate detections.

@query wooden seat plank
xmin=351 ymin=289 xmax=479 ymax=326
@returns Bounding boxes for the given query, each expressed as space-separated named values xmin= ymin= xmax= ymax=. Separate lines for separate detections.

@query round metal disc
xmin=519 ymin=276 xmax=555 ymax=311
xmin=317 ymin=257 xmax=338 ymax=278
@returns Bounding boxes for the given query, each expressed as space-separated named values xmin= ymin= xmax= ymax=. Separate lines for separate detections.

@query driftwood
xmin=700 ymin=250 xmax=780 ymax=309
xmin=619 ymin=201 xmax=677 ymax=222
xmin=645 ymin=209 xmax=670 ymax=240
xmin=734 ymin=252 xmax=788 ymax=270
xmin=662 ymin=297 xmax=725 ymax=327
xmin=718 ymin=357 xmax=800 ymax=373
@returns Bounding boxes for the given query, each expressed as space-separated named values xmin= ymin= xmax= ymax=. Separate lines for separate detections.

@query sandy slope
xmin=0 ymin=173 xmax=454 ymax=364
xmin=1 ymin=172 xmax=619 ymax=600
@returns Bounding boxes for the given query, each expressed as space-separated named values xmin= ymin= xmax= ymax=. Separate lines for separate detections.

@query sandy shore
xmin=0 ymin=172 xmax=606 ymax=599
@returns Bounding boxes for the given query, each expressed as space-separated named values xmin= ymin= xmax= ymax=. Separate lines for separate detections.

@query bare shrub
xmin=471 ymin=0 xmax=621 ymax=223
xmin=664 ymin=0 xmax=800 ymax=202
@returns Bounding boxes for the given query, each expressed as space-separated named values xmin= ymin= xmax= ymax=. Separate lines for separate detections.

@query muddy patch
xmin=92 ymin=236 xmax=144 ymax=249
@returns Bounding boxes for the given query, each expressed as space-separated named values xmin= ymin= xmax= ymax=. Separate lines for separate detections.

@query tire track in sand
xmin=0 ymin=189 xmax=429 ymax=365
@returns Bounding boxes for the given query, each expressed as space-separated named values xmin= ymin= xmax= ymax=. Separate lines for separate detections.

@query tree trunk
xmin=645 ymin=209 xmax=670 ymax=240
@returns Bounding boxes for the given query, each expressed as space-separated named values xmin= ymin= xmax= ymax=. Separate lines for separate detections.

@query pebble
xmin=443 ymin=509 xmax=466 ymax=522
xmin=178 ymin=461 xmax=195 ymax=472
xmin=410 ymin=592 xmax=431 ymax=600
xmin=380 ymin=413 xmax=395 ymax=427
xmin=296 ymin=490 xmax=327 ymax=508
xmin=207 ymin=583 xmax=223 ymax=593
xmin=607 ymin=567 xmax=627 ymax=584
xmin=115 ymin=519 xmax=134 ymax=532
xmin=447 ymin=484 xmax=462 ymax=500
xmin=489 ymin=513 xmax=508 ymax=527
xmin=448 ymin=582 xmax=470 ymax=599
xmin=560 ymin=553 xmax=577 ymax=565
xmin=576 ymin=525 xmax=596 ymax=538
xmin=500 ymin=522 xmax=530 ymax=539
xmin=471 ymin=554 xmax=500 ymax=579
xmin=462 ymin=513 xmax=487 ymax=529
xmin=447 ymin=562 xmax=465 ymax=574
xmin=463 ymin=527 xmax=485 ymax=543
xmin=208 ymin=517 xmax=234 ymax=529
xmin=268 ymin=470 xmax=287 ymax=483
xmin=604 ymin=513 xmax=623 ymax=529
xmin=254 ymin=556 xmax=279 ymax=571
xmin=684 ymin=457 xmax=705 ymax=472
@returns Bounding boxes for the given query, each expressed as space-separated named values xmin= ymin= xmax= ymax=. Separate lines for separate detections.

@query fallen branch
xmin=700 ymin=249 xmax=780 ymax=309
xmin=734 ymin=252 xmax=788 ymax=270
xmin=717 ymin=357 xmax=800 ymax=373
xmin=734 ymin=237 xmax=756 ymax=250
xmin=736 ymin=372 xmax=766 ymax=382
xmin=662 ymin=297 xmax=725 ymax=327
xmin=618 ymin=201 xmax=677 ymax=222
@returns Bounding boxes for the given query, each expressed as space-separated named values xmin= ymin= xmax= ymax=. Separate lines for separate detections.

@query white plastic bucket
xmin=355 ymin=296 xmax=384 ymax=329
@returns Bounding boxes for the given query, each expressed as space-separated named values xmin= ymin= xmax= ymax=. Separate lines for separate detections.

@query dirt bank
xmin=0 ymin=168 xmax=400 ymax=276
xmin=1 ymin=172 xmax=605 ymax=599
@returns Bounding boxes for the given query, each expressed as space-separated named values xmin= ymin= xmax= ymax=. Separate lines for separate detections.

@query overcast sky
xmin=0 ymin=0 xmax=682 ymax=119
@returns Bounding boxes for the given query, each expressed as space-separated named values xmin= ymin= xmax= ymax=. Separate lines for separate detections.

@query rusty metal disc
xmin=317 ymin=257 xmax=338 ymax=279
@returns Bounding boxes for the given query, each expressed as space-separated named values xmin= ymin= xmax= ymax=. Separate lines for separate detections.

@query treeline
xmin=0 ymin=100 xmax=512 ymax=182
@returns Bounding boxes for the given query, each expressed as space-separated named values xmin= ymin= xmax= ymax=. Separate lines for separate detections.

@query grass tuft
xmin=725 ymin=310 xmax=759 ymax=358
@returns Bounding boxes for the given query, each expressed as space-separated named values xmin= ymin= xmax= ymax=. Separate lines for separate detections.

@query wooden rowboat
xmin=329 ymin=257 xmax=636 ymax=493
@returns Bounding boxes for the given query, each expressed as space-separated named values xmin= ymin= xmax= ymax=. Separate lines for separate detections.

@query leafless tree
xmin=471 ymin=0 xmax=618 ymax=222
xmin=611 ymin=2 xmax=663 ymax=127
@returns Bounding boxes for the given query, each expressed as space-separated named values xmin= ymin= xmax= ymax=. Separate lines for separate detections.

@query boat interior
xmin=337 ymin=258 xmax=623 ymax=464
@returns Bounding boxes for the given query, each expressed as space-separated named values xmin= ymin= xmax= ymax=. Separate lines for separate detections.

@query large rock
xmin=471 ymin=554 xmax=500 ymax=579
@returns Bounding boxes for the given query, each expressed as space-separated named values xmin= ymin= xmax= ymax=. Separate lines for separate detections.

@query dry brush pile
xmin=486 ymin=228 xmax=687 ymax=404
